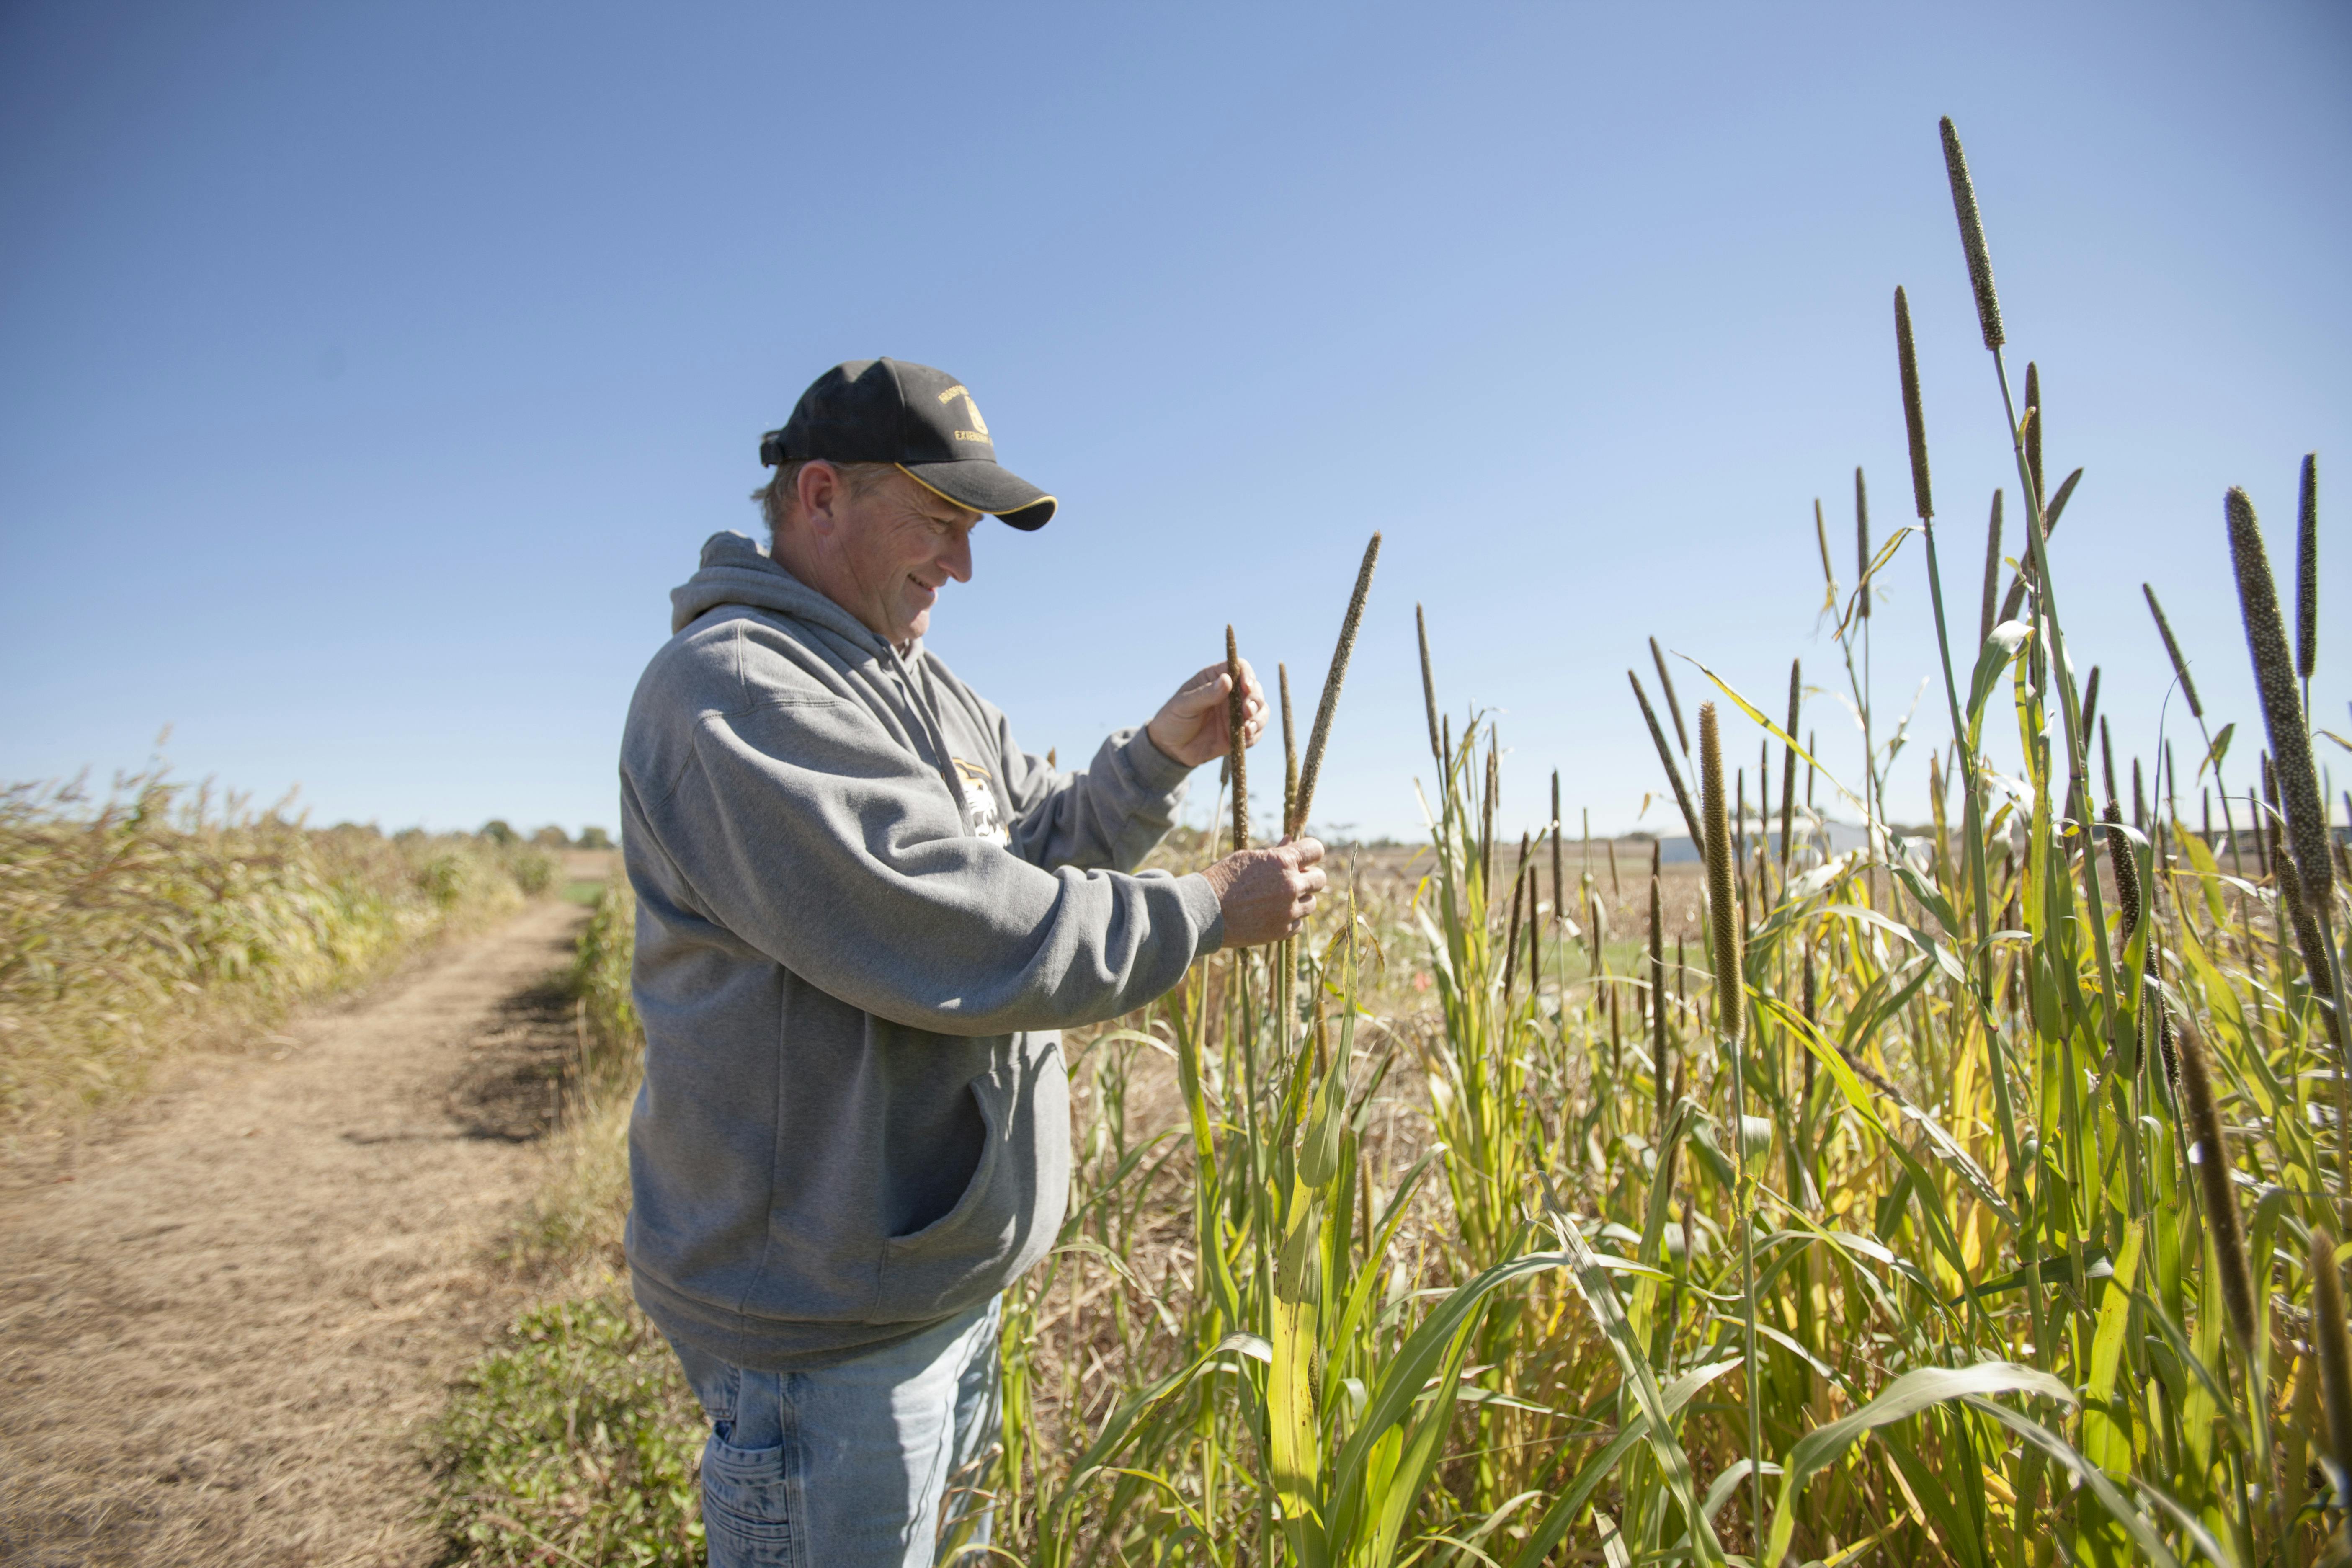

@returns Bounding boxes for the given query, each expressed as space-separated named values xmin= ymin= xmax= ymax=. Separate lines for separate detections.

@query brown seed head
xmin=1978 ymin=490 xmax=2004 ymax=648
xmin=2045 ymin=467 xmax=2081 ymax=533
xmin=1939 ymin=116 xmax=2005 ymax=351
xmin=1551 ymin=770 xmax=1565 ymax=929
xmin=1630 ymin=671 xmax=1705 ymax=851
xmin=1502 ymin=841 xmax=1529 ymax=1000
xmin=1894 ymin=288 xmax=1934 ymax=523
xmin=1278 ymin=663 xmax=1298 ymax=835
xmin=2298 ymin=454 xmax=2319 ymax=682
xmin=2141 ymin=584 xmax=2204 ymax=720
xmin=2177 ymin=1020 xmax=2256 ymax=1351
xmin=1416 ymin=604 xmax=1442 ymax=768
xmin=1651 ymin=636 xmax=1690 ymax=755
xmin=2149 ymin=938 xmax=2180 ymax=1097
xmin=2104 ymin=799 xmax=2142 ymax=954
xmin=1699 ymin=703 xmax=1743 ymax=1047
xmin=1225 ymin=625 xmax=1248 ymax=852
xmin=1855 ymin=467 xmax=1873 ymax=616
xmin=1543 ymin=771 xmax=1562 ymax=926
xmin=2226 ymin=486 xmax=2334 ymax=913
xmin=1293 ymin=532 xmax=1380 ymax=835
xmin=2024 ymin=362 xmax=2043 ymax=505
xmin=1480 ymin=743 xmax=1498 ymax=892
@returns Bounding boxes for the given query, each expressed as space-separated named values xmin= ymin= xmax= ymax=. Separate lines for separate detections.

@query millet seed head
xmin=1416 ymin=604 xmax=1442 ymax=769
xmin=2103 ymin=799 xmax=2142 ymax=954
xmin=1294 ymin=532 xmax=1380 ymax=836
xmin=1939 ymin=116 xmax=2005 ymax=351
xmin=1855 ymin=467 xmax=1873 ymax=616
xmin=2177 ymin=1019 xmax=2257 ymax=1351
xmin=2226 ymin=486 xmax=2334 ymax=913
xmin=1278 ymin=663 xmax=1298 ymax=836
xmin=1978 ymin=490 xmax=2004 ymax=649
xmin=1225 ymin=625 xmax=1248 ymax=853
xmin=2141 ymin=584 xmax=2203 ymax=720
xmin=1895 ymin=288 xmax=1934 ymax=523
xmin=1699 ymin=702 xmax=1743 ymax=1047
xmin=2024 ymin=362 xmax=2043 ymax=505
xmin=2298 ymin=454 xmax=2318 ymax=683
xmin=1651 ymin=637 xmax=1690 ymax=755
xmin=1630 ymin=670 xmax=1705 ymax=851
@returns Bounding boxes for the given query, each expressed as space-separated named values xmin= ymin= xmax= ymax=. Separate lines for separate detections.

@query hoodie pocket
xmin=873 ymin=1046 xmax=1066 ymax=1324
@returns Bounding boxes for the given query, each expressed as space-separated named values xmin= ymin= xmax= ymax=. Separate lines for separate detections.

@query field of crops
xmin=439 ymin=119 xmax=2348 ymax=1566
xmin=0 ymin=766 xmax=557 ymax=1136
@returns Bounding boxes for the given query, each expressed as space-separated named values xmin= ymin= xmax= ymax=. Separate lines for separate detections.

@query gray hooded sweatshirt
xmin=620 ymin=532 xmax=1224 ymax=1369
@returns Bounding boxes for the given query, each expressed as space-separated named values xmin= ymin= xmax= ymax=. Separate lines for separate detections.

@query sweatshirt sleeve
xmin=997 ymin=720 xmax=1194 ymax=874
xmin=654 ymin=692 xmax=1225 ymax=1037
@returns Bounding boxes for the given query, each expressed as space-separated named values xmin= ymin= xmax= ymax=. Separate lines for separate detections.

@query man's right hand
xmin=1199 ymin=838 xmax=1327 ymax=947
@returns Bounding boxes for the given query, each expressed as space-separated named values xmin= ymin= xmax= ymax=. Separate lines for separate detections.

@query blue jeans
xmin=669 ymin=1297 xmax=1003 ymax=1568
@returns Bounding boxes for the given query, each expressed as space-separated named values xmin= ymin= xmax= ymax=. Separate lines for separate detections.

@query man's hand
xmin=1146 ymin=659 xmax=1267 ymax=769
xmin=1199 ymin=838 xmax=1326 ymax=947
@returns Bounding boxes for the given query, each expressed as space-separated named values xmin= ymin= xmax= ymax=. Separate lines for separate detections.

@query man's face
xmin=805 ymin=466 xmax=983 ymax=645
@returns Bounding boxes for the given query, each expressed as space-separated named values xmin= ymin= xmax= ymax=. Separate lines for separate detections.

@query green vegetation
xmin=0 ymin=766 xmax=554 ymax=1134
xmin=438 ymin=121 xmax=2351 ymax=1564
xmin=433 ymin=1294 xmax=706 ymax=1568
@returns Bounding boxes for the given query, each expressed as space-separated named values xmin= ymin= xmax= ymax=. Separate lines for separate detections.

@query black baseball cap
xmin=759 ymin=358 xmax=1056 ymax=531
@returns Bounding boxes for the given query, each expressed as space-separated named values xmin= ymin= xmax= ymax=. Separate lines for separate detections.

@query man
xmin=618 ymin=358 xmax=1324 ymax=1567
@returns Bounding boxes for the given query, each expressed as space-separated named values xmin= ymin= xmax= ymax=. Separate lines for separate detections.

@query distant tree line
xmin=475 ymin=820 xmax=614 ymax=850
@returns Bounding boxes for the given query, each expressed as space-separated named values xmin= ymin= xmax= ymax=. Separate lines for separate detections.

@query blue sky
xmin=3 ymin=2 xmax=2346 ymax=842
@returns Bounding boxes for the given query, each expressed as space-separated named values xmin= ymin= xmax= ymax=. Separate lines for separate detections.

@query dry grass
xmin=0 ymin=767 xmax=554 ymax=1143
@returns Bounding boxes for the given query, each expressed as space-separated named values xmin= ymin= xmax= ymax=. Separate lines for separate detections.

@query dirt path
xmin=0 ymin=896 xmax=593 ymax=1567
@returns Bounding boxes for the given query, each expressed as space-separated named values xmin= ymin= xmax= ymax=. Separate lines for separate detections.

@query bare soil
xmin=0 ymin=896 xmax=593 ymax=1567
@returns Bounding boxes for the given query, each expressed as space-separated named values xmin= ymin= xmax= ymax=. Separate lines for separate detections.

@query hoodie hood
xmin=669 ymin=532 xmax=903 ymax=658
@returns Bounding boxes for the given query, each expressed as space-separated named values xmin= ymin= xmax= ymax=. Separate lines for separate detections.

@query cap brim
xmin=900 ymin=460 xmax=1056 ymax=531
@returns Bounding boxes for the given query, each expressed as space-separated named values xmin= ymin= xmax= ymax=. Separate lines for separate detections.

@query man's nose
xmin=941 ymin=532 xmax=972 ymax=584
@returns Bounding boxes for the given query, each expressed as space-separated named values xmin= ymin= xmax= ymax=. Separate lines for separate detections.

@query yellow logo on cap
xmin=938 ymin=384 xmax=990 ymax=444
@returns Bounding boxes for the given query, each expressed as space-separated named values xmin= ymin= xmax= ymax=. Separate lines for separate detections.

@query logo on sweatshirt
xmin=951 ymin=758 xmax=1010 ymax=846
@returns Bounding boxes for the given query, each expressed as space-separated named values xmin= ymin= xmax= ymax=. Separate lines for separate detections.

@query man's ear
xmin=796 ymin=461 xmax=842 ymax=538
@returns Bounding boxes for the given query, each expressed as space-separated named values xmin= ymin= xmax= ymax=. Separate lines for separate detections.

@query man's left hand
xmin=1147 ymin=659 xmax=1267 ymax=768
